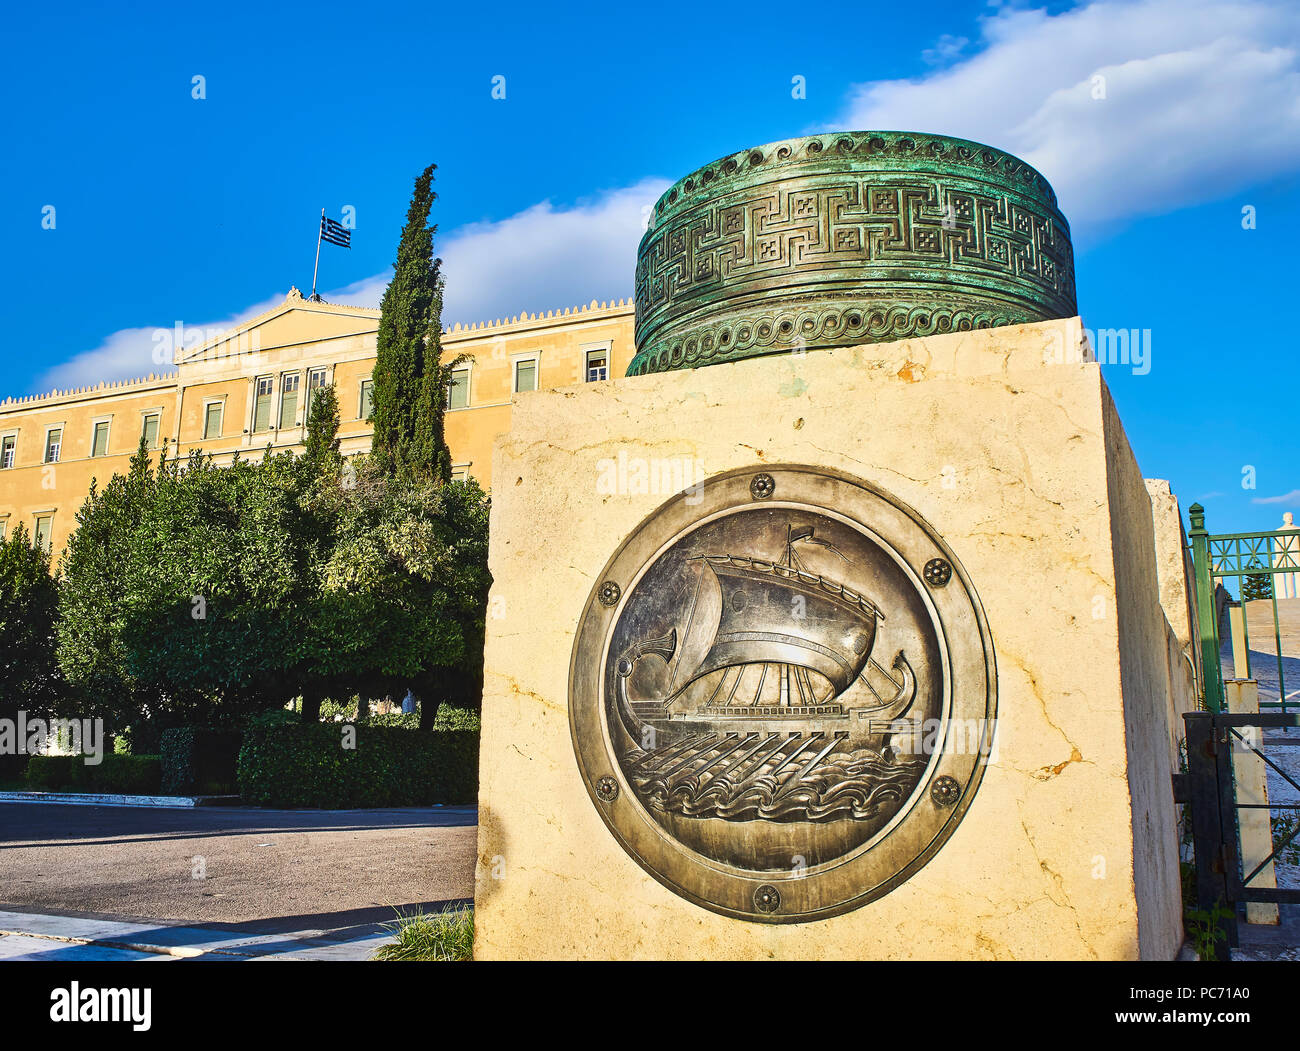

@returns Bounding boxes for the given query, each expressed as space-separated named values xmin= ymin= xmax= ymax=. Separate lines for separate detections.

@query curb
xmin=0 ymin=791 xmax=241 ymax=809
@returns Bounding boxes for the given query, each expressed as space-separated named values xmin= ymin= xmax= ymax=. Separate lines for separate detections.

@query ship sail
xmin=665 ymin=556 xmax=881 ymax=700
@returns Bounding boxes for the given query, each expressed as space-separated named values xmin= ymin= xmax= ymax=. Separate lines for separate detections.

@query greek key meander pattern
xmin=631 ymin=134 xmax=1076 ymax=376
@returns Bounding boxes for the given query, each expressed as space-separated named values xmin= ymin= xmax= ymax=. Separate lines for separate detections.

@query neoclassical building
xmin=0 ymin=289 xmax=635 ymax=557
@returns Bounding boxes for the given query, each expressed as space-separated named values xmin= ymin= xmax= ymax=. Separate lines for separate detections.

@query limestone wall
xmin=473 ymin=318 xmax=1184 ymax=960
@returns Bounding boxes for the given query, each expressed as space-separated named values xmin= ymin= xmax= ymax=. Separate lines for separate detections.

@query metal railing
xmin=1188 ymin=503 xmax=1298 ymax=713
xmin=1177 ymin=711 xmax=1300 ymax=960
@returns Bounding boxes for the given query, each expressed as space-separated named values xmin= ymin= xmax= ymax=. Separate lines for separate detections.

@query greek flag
xmin=320 ymin=216 xmax=351 ymax=248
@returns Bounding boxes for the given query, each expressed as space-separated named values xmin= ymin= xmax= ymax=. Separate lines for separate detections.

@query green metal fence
xmin=1189 ymin=503 xmax=1299 ymax=713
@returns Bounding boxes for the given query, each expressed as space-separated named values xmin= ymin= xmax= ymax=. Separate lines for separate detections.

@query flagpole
xmin=310 ymin=208 xmax=324 ymax=301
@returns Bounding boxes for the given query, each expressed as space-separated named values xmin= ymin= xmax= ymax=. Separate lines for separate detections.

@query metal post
xmin=310 ymin=208 xmax=324 ymax=300
xmin=1189 ymin=504 xmax=1223 ymax=712
xmin=1270 ymin=591 xmax=1287 ymax=716
xmin=1184 ymin=712 xmax=1235 ymax=959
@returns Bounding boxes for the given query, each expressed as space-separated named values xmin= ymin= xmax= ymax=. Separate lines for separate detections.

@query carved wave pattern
xmin=627 ymin=744 xmax=930 ymax=823
xmin=629 ymin=303 xmax=1026 ymax=375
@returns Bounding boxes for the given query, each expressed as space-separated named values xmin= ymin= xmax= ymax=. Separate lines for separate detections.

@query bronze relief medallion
xmin=569 ymin=466 xmax=997 ymax=923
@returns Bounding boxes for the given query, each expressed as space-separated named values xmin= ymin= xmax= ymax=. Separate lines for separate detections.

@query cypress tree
xmin=371 ymin=164 xmax=461 ymax=484
xmin=1242 ymin=563 xmax=1273 ymax=602
xmin=302 ymin=382 xmax=341 ymax=472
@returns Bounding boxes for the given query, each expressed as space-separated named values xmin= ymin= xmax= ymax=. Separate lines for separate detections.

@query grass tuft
xmin=372 ymin=906 xmax=473 ymax=961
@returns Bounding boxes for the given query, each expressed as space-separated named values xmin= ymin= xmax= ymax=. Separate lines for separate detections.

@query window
xmin=585 ymin=349 xmax=608 ymax=382
xmin=203 ymin=402 xmax=223 ymax=439
xmin=447 ymin=368 xmax=470 ymax=409
xmin=253 ymin=377 xmax=274 ymax=432
xmin=279 ymin=373 xmax=300 ymax=429
xmin=34 ymin=515 xmax=53 ymax=554
xmin=359 ymin=379 xmax=374 ymax=420
xmin=306 ymin=368 xmax=327 ymax=419
xmin=44 ymin=428 xmax=62 ymax=464
xmin=0 ymin=435 xmax=14 ymax=469
xmin=0 ymin=519 xmax=7 ymax=540
xmin=91 ymin=420 xmax=110 ymax=457
xmin=450 ymin=465 xmax=469 ymax=482
xmin=141 ymin=413 xmax=160 ymax=451
xmin=513 ymin=359 xmax=537 ymax=394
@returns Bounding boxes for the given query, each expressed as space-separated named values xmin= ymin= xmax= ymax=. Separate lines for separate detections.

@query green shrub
xmin=25 ymin=753 xmax=162 ymax=794
xmin=161 ymin=728 xmax=243 ymax=795
xmin=432 ymin=705 xmax=481 ymax=732
xmin=364 ymin=704 xmax=480 ymax=731
xmin=237 ymin=723 xmax=478 ymax=808
xmin=373 ymin=907 xmax=474 ymax=961
xmin=364 ymin=711 xmax=421 ymax=729
xmin=250 ymin=707 xmax=298 ymax=728
xmin=0 ymin=752 xmax=30 ymax=783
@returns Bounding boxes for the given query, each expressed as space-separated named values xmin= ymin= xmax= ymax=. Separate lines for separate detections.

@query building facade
xmin=0 ymin=289 xmax=636 ymax=558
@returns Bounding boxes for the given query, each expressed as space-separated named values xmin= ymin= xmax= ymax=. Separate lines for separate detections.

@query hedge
xmin=237 ymin=724 xmax=478 ymax=808
xmin=25 ymin=753 xmax=162 ymax=794
xmin=364 ymin=706 xmax=481 ymax=732
xmin=161 ymin=728 xmax=243 ymax=796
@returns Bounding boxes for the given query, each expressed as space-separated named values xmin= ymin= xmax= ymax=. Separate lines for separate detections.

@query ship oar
xmin=667 ymin=733 xmax=757 ymax=789
xmin=625 ymin=732 xmax=709 ymax=774
xmin=652 ymin=733 xmax=731 ymax=780
xmin=770 ymin=733 xmax=846 ymax=801
xmin=693 ymin=733 xmax=790 ymax=797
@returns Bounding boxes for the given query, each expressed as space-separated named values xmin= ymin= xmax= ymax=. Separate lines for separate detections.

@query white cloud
xmin=35 ymin=294 xmax=283 ymax=393
xmin=35 ymin=179 xmax=668 ymax=392
xmin=325 ymin=178 xmax=670 ymax=327
xmin=922 ymin=34 xmax=969 ymax=66
xmin=829 ymin=0 xmax=1300 ymax=231
xmin=1253 ymin=489 xmax=1300 ymax=505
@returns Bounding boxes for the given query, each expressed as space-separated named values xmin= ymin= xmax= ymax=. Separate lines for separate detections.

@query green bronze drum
xmin=629 ymin=131 xmax=1076 ymax=376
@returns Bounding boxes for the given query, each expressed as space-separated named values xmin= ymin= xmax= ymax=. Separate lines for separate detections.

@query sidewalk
xmin=0 ymin=908 xmax=395 ymax=961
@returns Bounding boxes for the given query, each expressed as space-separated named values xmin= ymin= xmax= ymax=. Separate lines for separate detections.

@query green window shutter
xmin=204 ymin=404 xmax=222 ymax=439
xmin=514 ymin=360 xmax=537 ymax=393
xmin=254 ymin=379 xmax=272 ymax=432
xmin=92 ymin=422 xmax=109 ymax=457
xmin=34 ymin=516 xmax=52 ymax=552
xmin=279 ymin=388 xmax=298 ymax=429
xmin=360 ymin=380 xmax=374 ymax=419
xmin=143 ymin=415 xmax=160 ymax=450
xmin=448 ymin=369 xmax=470 ymax=409
xmin=306 ymin=369 xmax=326 ymax=419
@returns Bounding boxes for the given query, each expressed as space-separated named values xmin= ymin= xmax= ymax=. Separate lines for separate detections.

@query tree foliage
xmin=1242 ymin=563 xmax=1273 ymax=602
xmin=56 ymin=414 xmax=491 ymax=736
xmin=0 ymin=522 xmax=61 ymax=716
xmin=370 ymin=163 xmax=463 ymax=485
xmin=303 ymin=381 xmax=342 ymax=472
xmin=58 ymin=439 xmax=317 ymax=734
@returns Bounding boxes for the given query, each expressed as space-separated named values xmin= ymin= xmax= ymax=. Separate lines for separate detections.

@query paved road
xmin=0 ymin=803 xmax=477 ymax=934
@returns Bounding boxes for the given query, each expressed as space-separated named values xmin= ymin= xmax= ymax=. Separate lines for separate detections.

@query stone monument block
xmin=472 ymin=319 xmax=1183 ymax=959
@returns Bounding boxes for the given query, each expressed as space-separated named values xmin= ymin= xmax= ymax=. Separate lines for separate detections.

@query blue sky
xmin=2 ymin=0 xmax=1297 ymax=533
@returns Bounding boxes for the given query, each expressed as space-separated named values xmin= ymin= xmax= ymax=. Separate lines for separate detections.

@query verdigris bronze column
xmin=630 ymin=131 xmax=1076 ymax=375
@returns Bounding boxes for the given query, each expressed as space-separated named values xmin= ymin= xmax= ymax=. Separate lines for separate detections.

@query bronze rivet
xmin=923 ymin=558 xmax=952 ymax=587
xmin=931 ymin=775 xmax=960 ymax=807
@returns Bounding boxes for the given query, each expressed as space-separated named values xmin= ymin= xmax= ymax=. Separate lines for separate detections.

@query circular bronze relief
xmin=569 ymin=466 xmax=996 ymax=923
